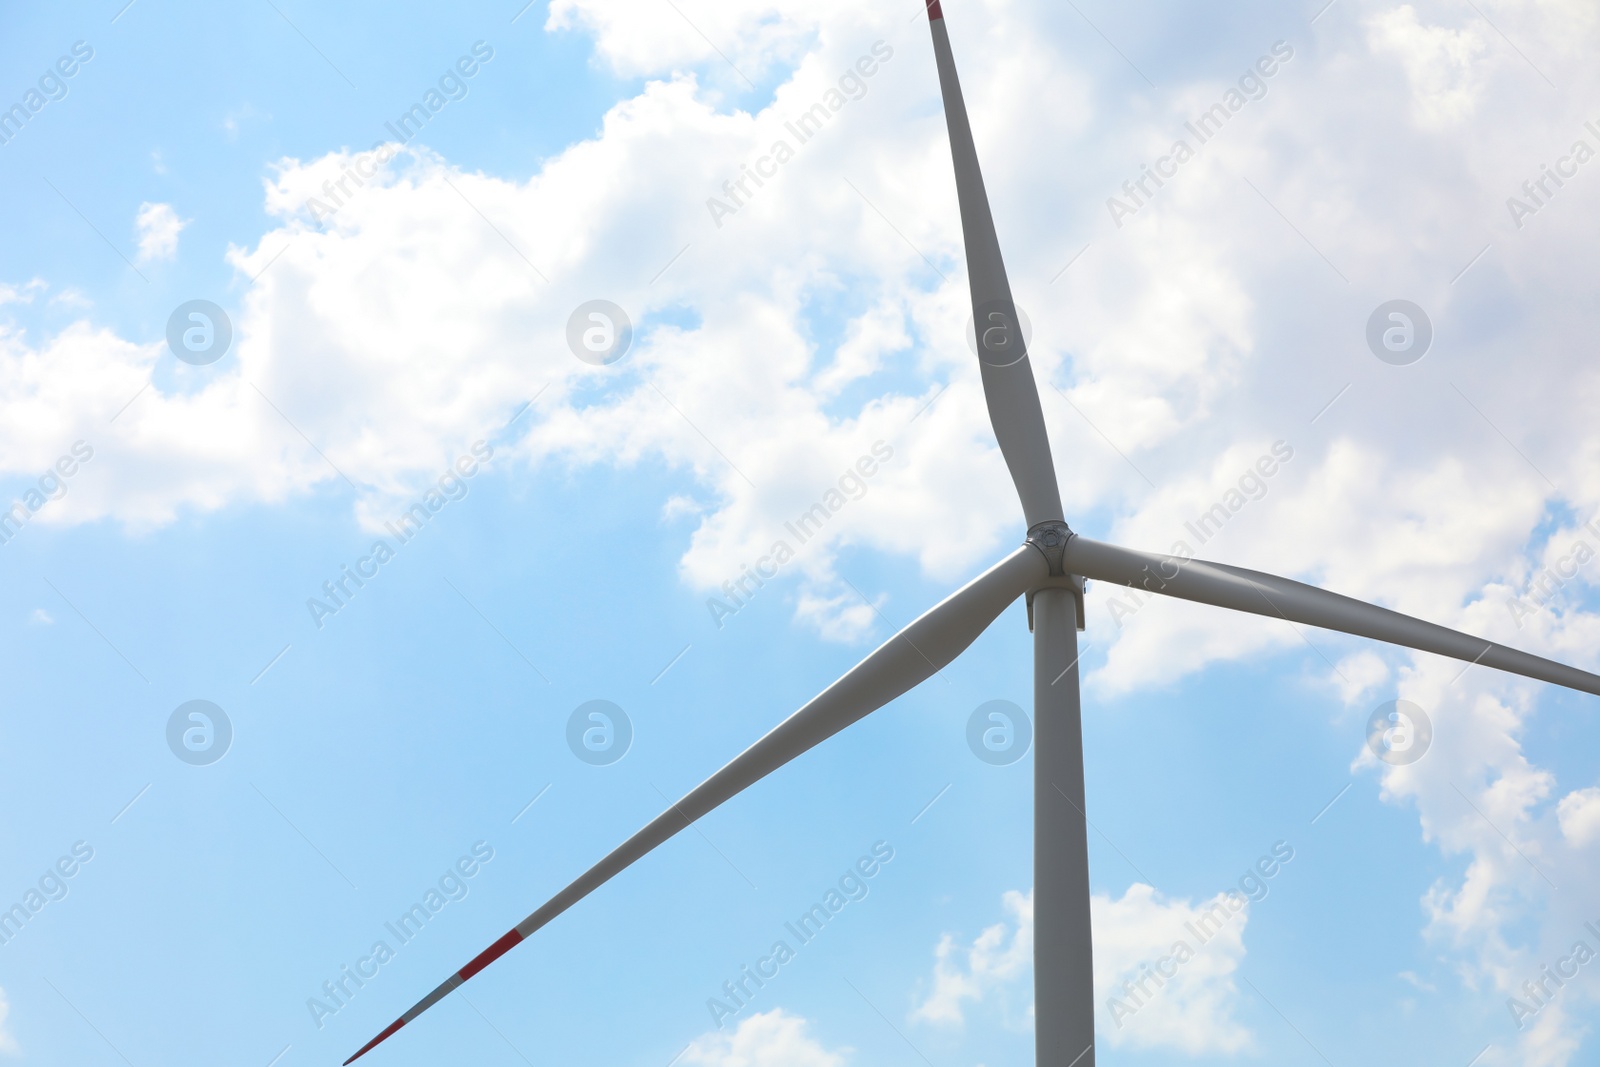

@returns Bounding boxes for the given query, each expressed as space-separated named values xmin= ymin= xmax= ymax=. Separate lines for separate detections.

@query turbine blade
xmin=1061 ymin=536 xmax=1600 ymax=697
xmin=346 ymin=544 xmax=1049 ymax=1063
xmin=926 ymin=3 xmax=1064 ymax=529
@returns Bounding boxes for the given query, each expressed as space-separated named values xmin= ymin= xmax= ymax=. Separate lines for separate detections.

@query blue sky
xmin=3 ymin=1 xmax=1600 ymax=1065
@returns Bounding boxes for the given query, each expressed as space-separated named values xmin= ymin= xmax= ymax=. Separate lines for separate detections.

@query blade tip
xmin=345 ymin=1018 xmax=405 ymax=1064
xmin=925 ymin=0 xmax=944 ymax=20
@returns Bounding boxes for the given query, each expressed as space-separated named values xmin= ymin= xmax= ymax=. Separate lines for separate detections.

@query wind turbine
xmin=348 ymin=4 xmax=1600 ymax=1063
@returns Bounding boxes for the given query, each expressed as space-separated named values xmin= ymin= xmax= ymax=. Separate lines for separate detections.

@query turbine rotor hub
xmin=1026 ymin=521 xmax=1074 ymax=576
xmin=1025 ymin=521 xmax=1086 ymax=632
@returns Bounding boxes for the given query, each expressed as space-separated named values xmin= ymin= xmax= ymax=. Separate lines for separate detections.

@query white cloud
xmin=1332 ymin=649 xmax=1390 ymax=705
xmin=814 ymin=299 xmax=910 ymax=397
xmin=1367 ymin=5 xmax=1489 ymax=127
xmin=912 ymin=888 xmax=1032 ymax=1028
xmin=0 ymin=8 xmax=1046 ymax=636
xmin=1513 ymin=1001 xmax=1585 ymax=1067
xmin=1556 ymin=787 xmax=1600 ymax=847
xmin=682 ymin=1009 xmax=846 ymax=1067
xmin=27 ymin=609 xmax=52 ymax=626
xmin=912 ymin=882 xmax=1255 ymax=1055
xmin=0 ymin=987 xmax=18 ymax=1055
xmin=48 ymin=288 xmax=90 ymax=310
xmin=1092 ymin=883 xmax=1252 ymax=1055
xmin=2 ymin=1 xmax=1595 ymax=660
xmin=546 ymin=0 xmax=842 ymax=83
xmin=221 ymin=103 xmax=268 ymax=142
xmin=0 ymin=279 xmax=44 ymax=306
xmin=134 ymin=201 xmax=186 ymax=263
xmin=792 ymin=588 xmax=881 ymax=644
xmin=1354 ymin=653 xmax=1600 ymax=1064
xmin=1398 ymin=969 xmax=1436 ymax=992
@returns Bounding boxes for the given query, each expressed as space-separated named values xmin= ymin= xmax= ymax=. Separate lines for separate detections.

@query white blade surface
xmin=346 ymin=544 xmax=1049 ymax=1062
xmin=927 ymin=6 xmax=1064 ymax=529
xmin=1062 ymin=536 xmax=1600 ymax=696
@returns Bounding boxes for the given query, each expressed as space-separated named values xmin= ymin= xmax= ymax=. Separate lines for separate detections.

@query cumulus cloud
xmin=682 ymin=1009 xmax=846 ymax=1067
xmin=546 ymin=0 xmax=856 ymax=84
xmin=0 ymin=3 xmax=1052 ymax=638
xmin=912 ymin=888 xmax=1032 ymax=1027
xmin=1556 ymin=787 xmax=1600 ymax=847
xmin=2 ymin=1 xmax=1595 ymax=657
xmin=1366 ymin=5 xmax=1489 ymax=127
xmin=0 ymin=279 xmax=44 ymax=305
xmin=792 ymin=588 xmax=881 ymax=643
xmin=1356 ymin=653 xmax=1600 ymax=1064
xmin=1332 ymin=649 xmax=1391 ymax=705
xmin=134 ymin=201 xmax=186 ymax=262
xmin=912 ymin=883 xmax=1254 ymax=1055
xmin=1093 ymin=883 xmax=1252 ymax=1055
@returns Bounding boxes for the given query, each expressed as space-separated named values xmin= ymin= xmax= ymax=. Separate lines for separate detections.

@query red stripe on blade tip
xmin=926 ymin=1 xmax=944 ymax=19
xmin=344 ymin=1017 xmax=405 ymax=1064
xmin=460 ymin=928 xmax=525 ymax=980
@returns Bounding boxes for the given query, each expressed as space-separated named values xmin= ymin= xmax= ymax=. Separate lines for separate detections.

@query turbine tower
xmin=349 ymin=5 xmax=1600 ymax=1063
